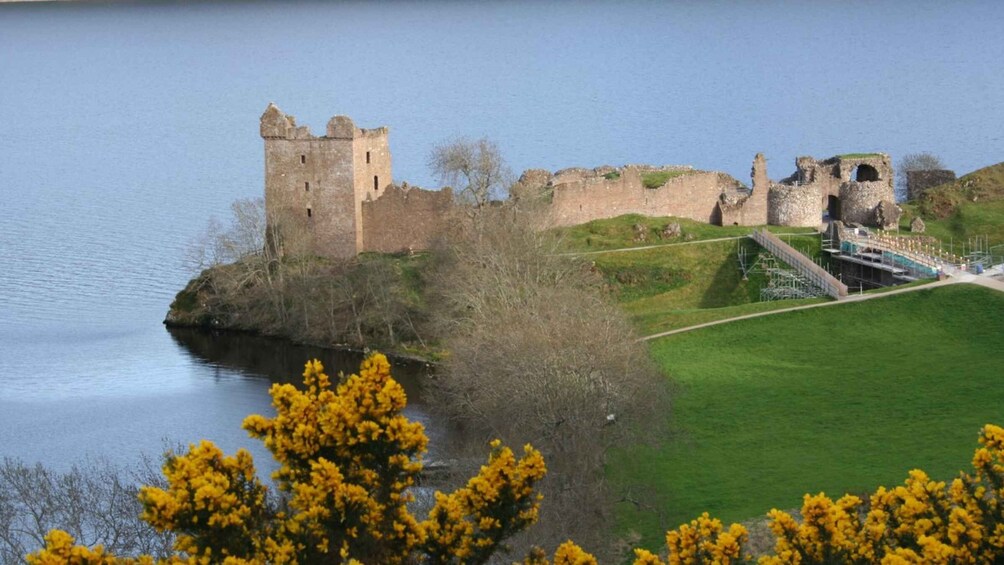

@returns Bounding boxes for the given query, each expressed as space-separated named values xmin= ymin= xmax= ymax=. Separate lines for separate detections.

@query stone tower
xmin=260 ymin=103 xmax=392 ymax=259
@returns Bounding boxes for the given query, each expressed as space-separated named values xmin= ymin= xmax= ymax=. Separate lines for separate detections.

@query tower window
xmin=300 ymin=155 xmax=306 ymax=164
xmin=307 ymin=208 xmax=312 ymax=218
xmin=366 ymin=151 xmax=371 ymax=164
xmin=305 ymin=181 xmax=310 ymax=191
xmin=374 ymin=175 xmax=379 ymax=191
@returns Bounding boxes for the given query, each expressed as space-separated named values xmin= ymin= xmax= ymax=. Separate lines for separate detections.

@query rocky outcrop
xmin=875 ymin=200 xmax=902 ymax=229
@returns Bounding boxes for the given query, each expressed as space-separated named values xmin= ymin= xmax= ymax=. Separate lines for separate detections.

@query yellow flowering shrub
xmin=138 ymin=441 xmax=267 ymax=561
xmin=28 ymin=354 xmax=547 ymax=565
xmin=630 ymin=513 xmax=748 ymax=565
xmin=639 ymin=424 xmax=1004 ymax=565
xmin=424 ymin=440 xmax=546 ymax=564
xmin=243 ymin=355 xmax=429 ymax=563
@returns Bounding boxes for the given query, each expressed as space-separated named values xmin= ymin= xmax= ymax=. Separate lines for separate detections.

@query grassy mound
xmin=610 ymin=284 xmax=1004 ymax=549
xmin=910 ymin=161 xmax=1004 ymax=222
xmin=900 ymin=200 xmax=1004 ymax=247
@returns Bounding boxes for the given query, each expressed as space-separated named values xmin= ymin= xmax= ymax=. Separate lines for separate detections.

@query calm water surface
xmin=1 ymin=0 xmax=1003 ymax=471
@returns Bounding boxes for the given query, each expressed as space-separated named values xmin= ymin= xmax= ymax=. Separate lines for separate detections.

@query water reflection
xmin=166 ymin=328 xmax=451 ymax=457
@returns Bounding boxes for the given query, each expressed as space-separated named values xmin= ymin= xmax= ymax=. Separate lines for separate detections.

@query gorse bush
xmin=26 ymin=355 xmax=1004 ymax=564
xmin=636 ymin=424 xmax=1004 ymax=565
xmin=28 ymin=354 xmax=548 ymax=564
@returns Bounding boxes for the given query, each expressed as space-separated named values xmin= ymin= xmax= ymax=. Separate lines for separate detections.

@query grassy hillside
xmin=900 ymin=200 xmax=1004 ymax=247
xmin=552 ymin=215 xmax=827 ymax=334
xmin=914 ymin=161 xmax=1004 ymax=219
xmin=609 ymin=284 xmax=1004 ymax=549
xmin=900 ymin=161 xmax=1004 ymax=245
xmin=553 ymin=214 xmax=817 ymax=253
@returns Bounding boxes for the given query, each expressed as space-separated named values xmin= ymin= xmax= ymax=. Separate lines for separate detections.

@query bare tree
xmin=0 ymin=458 xmax=174 ymax=564
xmin=896 ymin=152 xmax=946 ymax=202
xmin=425 ymin=205 xmax=667 ymax=558
xmin=184 ymin=197 xmax=269 ymax=272
xmin=428 ymin=137 xmax=514 ymax=213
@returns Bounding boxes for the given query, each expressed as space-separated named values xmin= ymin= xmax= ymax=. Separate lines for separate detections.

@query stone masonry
xmin=261 ymin=103 xmax=393 ymax=258
xmin=542 ymin=165 xmax=742 ymax=227
xmin=261 ymin=104 xmax=902 ymax=259
xmin=717 ymin=152 xmax=769 ymax=226
xmin=907 ymin=169 xmax=957 ymax=200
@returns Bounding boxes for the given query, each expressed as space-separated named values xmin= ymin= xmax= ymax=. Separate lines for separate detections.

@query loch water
xmin=1 ymin=0 xmax=1003 ymax=472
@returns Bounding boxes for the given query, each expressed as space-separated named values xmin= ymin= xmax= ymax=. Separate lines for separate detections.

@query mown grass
xmin=610 ymin=284 xmax=1004 ymax=550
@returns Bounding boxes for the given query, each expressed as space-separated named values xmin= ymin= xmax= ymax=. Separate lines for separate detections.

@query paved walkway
xmin=639 ymin=275 xmax=1004 ymax=342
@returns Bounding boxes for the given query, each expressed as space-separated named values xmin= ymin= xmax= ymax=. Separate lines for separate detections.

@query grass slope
xmin=611 ymin=284 xmax=1004 ymax=548
xmin=554 ymin=214 xmax=816 ymax=253
xmin=913 ymin=161 xmax=1004 ymax=220
xmin=900 ymin=200 xmax=1004 ymax=247
xmin=555 ymin=218 xmax=823 ymax=334
xmin=898 ymin=161 xmax=1004 ymax=246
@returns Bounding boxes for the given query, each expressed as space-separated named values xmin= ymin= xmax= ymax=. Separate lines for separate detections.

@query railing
xmin=750 ymin=229 xmax=848 ymax=299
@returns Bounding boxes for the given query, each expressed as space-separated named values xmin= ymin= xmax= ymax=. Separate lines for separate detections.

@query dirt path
xmin=639 ymin=275 xmax=1004 ymax=342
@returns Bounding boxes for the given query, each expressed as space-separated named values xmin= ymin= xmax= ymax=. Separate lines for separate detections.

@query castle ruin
xmin=261 ymin=103 xmax=451 ymax=259
xmin=261 ymin=104 xmax=901 ymax=259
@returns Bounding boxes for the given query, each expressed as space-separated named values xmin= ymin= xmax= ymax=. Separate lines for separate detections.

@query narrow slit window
xmin=306 ymin=208 xmax=312 ymax=218
xmin=300 ymin=155 xmax=306 ymax=164
xmin=366 ymin=151 xmax=371 ymax=164
xmin=305 ymin=181 xmax=310 ymax=191
xmin=374 ymin=175 xmax=379 ymax=191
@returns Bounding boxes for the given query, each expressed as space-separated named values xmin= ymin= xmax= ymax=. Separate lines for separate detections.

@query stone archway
xmin=853 ymin=164 xmax=880 ymax=182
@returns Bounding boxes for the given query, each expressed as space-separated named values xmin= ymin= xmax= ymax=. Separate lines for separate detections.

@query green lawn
xmin=572 ymin=223 xmax=826 ymax=334
xmin=610 ymin=284 xmax=1004 ymax=550
xmin=553 ymin=214 xmax=817 ymax=253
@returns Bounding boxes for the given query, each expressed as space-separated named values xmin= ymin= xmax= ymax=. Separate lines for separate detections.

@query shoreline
xmin=163 ymin=318 xmax=438 ymax=368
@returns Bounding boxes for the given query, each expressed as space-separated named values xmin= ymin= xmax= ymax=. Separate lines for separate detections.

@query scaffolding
xmin=954 ymin=235 xmax=1004 ymax=274
xmin=738 ymin=235 xmax=833 ymax=302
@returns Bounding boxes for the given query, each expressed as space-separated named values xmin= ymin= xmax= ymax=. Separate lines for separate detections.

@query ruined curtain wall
xmin=361 ymin=186 xmax=454 ymax=253
xmin=546 ymin=169 xmax=736 ymax=227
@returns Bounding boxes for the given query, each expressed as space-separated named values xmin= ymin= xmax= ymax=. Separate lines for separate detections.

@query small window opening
xmin=366 ymin=151 xmax=371 ymax=164
xmin=374 ymin=175 xmax=379 ymax=191
xmin=306 ymin=208 xmax=312 ymax=218
xmin=300 ymin=155 xmax=306 ymax=164
xmin=305 ymin=181 xmax=310 ymax=191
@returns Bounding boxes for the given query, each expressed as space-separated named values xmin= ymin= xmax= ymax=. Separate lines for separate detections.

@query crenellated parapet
xmin=260 ymin=103 xmax=393 ymax=259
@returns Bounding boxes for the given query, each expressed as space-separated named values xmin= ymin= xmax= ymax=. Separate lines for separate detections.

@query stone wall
xmin=261 ymin=104 xmax=358 ymax=259
xmin=260 ymin=103 xmax=392 ymax=259
xmin=545 ymin=166 xmax=742 ymax=227
xmin=839 ymin=180 xmax=894 ymax=225
xmin=352 ymin=128 xmax=393 ymax=251
xmin=907 ymin=169 xmax=956 ymax=200
xmin=361 ymin=185 xmax=454 ymax=254
xmin=718 ymin=153 xmax=769 ymax=226
xmin=768 ymin=183 xmax=821 ymax=227
xmin=773 ymin=153 xmax=893 ymax=227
